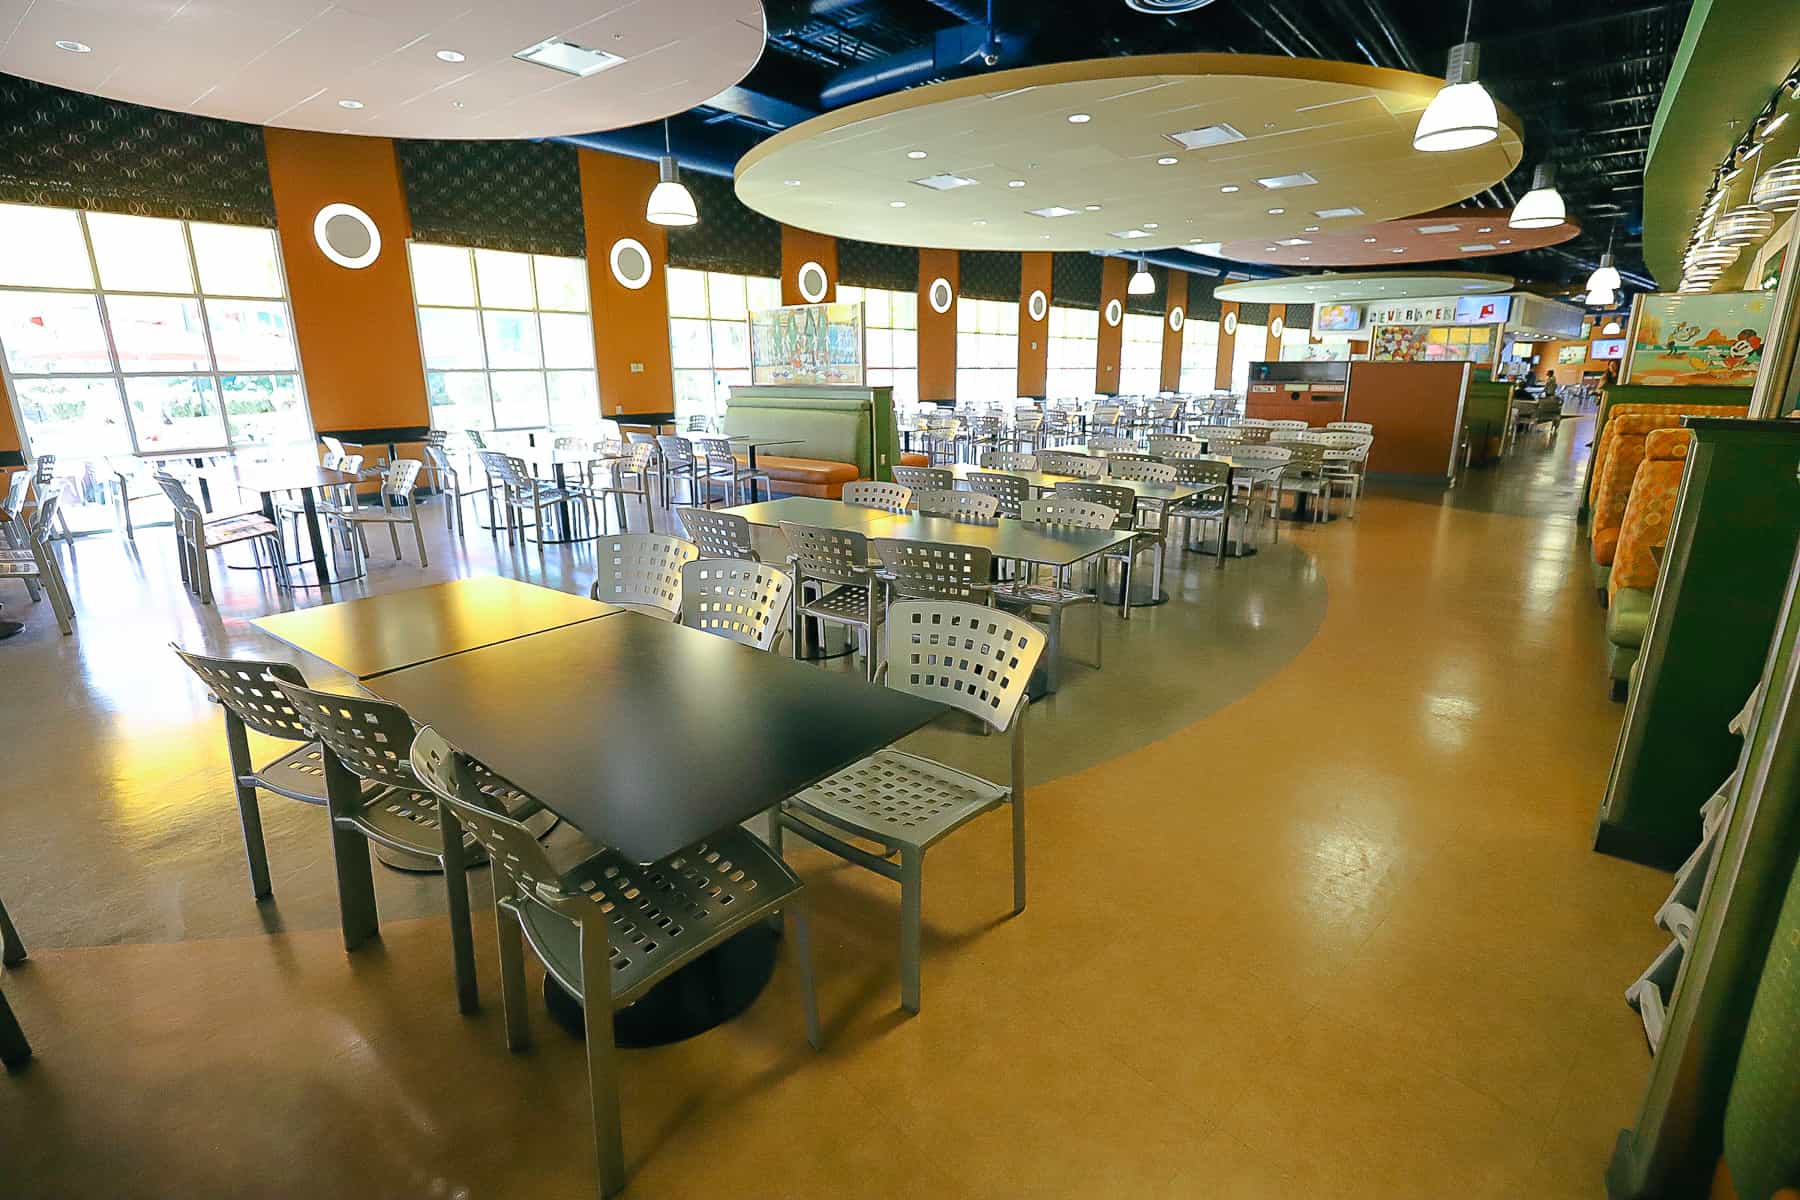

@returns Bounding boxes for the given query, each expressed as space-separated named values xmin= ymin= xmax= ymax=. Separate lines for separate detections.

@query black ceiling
xmin=741 ymin=0 xmax=1693 ymax=290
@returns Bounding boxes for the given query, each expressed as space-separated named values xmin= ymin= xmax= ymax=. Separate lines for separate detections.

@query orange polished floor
xmin=0 ymin=421 xmax=1671 ymax=1198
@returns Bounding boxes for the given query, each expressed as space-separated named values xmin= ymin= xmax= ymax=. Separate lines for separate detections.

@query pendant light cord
xmin=1463 ymin=0 xmax=1475 ymax=44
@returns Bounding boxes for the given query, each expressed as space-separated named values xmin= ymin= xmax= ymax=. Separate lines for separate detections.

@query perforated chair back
xmin=425 ymin=429 xmax=449 ymax=448
xmin=171 ymin=647 xmax=313 ymax=741
xmin=277 ymin=682 xmax=420 ymax=791
xmin=1087 ymin=436 xmax=1138 ymax=453
xmin=411 ymin=728 xmax=564 ymax=906
xmin=678 ymin=507 xmax=756 ymax=559
xmin=842 ymin=480 xmax=911 ymax=513
xmin=380 ymin=459 xmax=422 ymax=497
xmin=883 ymin=600 xmax=1042 ymax=732
xmin=1277 ymin=443 xmax=1327 ymax=474
xmin=153 ymin=471 xmax=203 ymax=521
xmin=1106 ymin=458 xmax=1177 ymax=484
xmin=1038 ymin=452 xmax=1103 ymax=479
xmin=965 ymin=470 xmax=1029 ymax=517
xmin=980 ymin=451 xmax=1038 ymax=472
xmin=590 ymin=532 xmax=699 ymax=619
xmin=780 ymin=522 xmax=871 ymax=587
xmin=911 ymin=489 xmax=1000 ymax=521
xmin=3 ymin=470 xmax=30 ymax=522
xmin=1019 ymin=497 xmax=1117 ymax=529
xmin=1146 ymin=436 xmax=1197 ymax=456
xmin=1302 ymin=430 xmax=1373 ymax=451
xmin=679 ymin=559 xmax=792 ymax=651
xmin=1051 ymin=481 xmax=1137 ymax=528
xmin=874 ymin=539 xmax=994 ymax=603
xmin=893 ymin=465 xmax=953 ymax=491
xmin=1327 ymin=421 xmax=1374 ymax=434
xmin=478 ymin=450 xmax=520 ymax=488
xmin=1171 ymin=459 xmax=1231 ymax=490
xmin=656 ymin=435 xmax=697 ymax=468
xmin=1230 ymin=445 xmax=1293 ymax=471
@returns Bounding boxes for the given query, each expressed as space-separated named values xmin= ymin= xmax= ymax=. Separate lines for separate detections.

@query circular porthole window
xmin=1104 ymin=298 xmax=1123 ymax=327
xmin=797 ymin=260 xmax=829 ymax=303
xmin=609 ymin=238 xmax=652 ymax=290
xmin=313 ymin=203 xmax=380 ymax=270
xmin=1027 ymin=289 xmax=1048 ymax=322
xmin=928 ymin=277 xmax=954 ymax=314
xmin=1223 ymin=311 xmax=1239 ymax=336
xmin=1169 ymin=305 xmax=1185 ymax=332
xmin=1270 ymin=316 xmax=1285 ymax=338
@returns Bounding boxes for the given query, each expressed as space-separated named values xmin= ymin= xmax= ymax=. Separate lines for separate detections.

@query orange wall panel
xmin=917 ymin=249 xmax=959 ymax=403
xmin=262 ymin=128 xmax=427 ymax=436
xmin=1265 ymin=304 xmax=1285 ymax=362
xmin=0 ymin=374 xmax=19 ymax=461
xmin=1160 ymin=271 xmax=1189 ymax=392
xmin=578 ymin=150 xmax=675 ymax=417
xmin=1096 ymin=257 xmax=1128 ymax=395
xmin=1017 ymin=251 xmax=1052 ymax=399
xmin=780 ymin=227 xmax=838 ymax=306
xmin=1342 ymin=361 xmax=1471 ymax=481
xmin=1216 ymin=301 xmax=1239 ymax=390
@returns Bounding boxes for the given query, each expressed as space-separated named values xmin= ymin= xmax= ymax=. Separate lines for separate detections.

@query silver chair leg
xmin=412 ymin=511 xmax=429 ymax=568
xmin=899 ymin=848 xmax=923 ymax=1014
xmin=788 ymin=897 xmax=824 ymax=1051
xmin=222 ymin=715 xmax=274 ymax=900
xmin=322 ymin=750 xmax=380 ymax=952
xmin=438 ymin=804 xmax=479 ymax=1014
xmin=579 ymin=926 xmax=629 ymax=1199
xmin=495 ymin=899 xmax=532 ymax=1051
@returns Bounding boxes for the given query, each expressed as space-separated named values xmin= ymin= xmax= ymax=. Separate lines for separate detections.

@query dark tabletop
xmin=724 ymin=495 xmax=904 ymax=533
xmin=368 ymin=615 xmax=947 ymax=863
xmin=205 ymin=462 xmax=364 ymax=494
xmin=871 ymin=514 xmax=1135 ymax=567
xmin=254 ymin=577 xmax=621 ymax=679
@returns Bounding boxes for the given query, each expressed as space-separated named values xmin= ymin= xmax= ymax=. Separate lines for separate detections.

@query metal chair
xmin=332 ymin=459 xmax=430 ymax=567
xmin=677 ymin=506 xmax=757 ymax=561
xmin=409 ymin=728 xmax=819 ymax=1199
xmin=1037 ymin=451 xmax=1103 ymax=479
xmin=276 ymin=684 xmax=536 ymax=1014
xmin=2 ymin=470 xmax=32 ymax=550
xmin=893 ymin=465 xmax=953 ymax=492
xmin=992 ymin=497 xmax=1114 ymax=689
xmin=588 ymin=532 xmax=698 ymax=620
xmin=1146 ymin=435 xmax=1198 ymax=458
xmin=0 ymin=891 xmax=27 ymax=1068
xmin=1051 ymin=481 xmax=1149 ymax=620
xmin=421 ymin=443 xmax=477 ymax=536
xmin=1150 ymin=399 xmax=1186 ymax=434
xmin=1169 ymin=459 xmax=1236 ymax=554
xmin=1090 ymin=405 xmax=1125 ymax=438
xmin=655 ymin=435 xmax=707 ymax=508
xmin=910 ymin=489 xmax=1000 ymax=521
xmin=874 ymin=539 xmax=994 ymax=611
xmin=1327 ymin=421 xmax=1373 ymax=434
xmin=1087 ymin=435 xmax=1139 ymax=453
xmin=842 ymin=480 xmax=911 ymax=513
xmin=1224 ymin=445 xmax=1292 ymax=542
xmin=781 ymin=521 xmax=881 ymax=679
xmin=773 ymin=600 xmax=1044 ymax=1012
xmin=1012 ymin=412 xmax=1046 ymax=453
xmin=697 ymin=437 xmax=768 ymax=506
xmin=0 ymin=495 xmax=74 ymax=635
xmin=980 ymin=451 xmax=1038 ymax=472
xmin=584 ymin=442 xmax=660 ymax=534
xmin=1273 ymin=442 xmax=1331 ymax=523
xmin=1105 ymin=459 xmax=1178 ymax=484
xmin=153 ymin=473 xmax=288 ymax=605
xmin=484 ymin=452 xmax=585 ymax=546
xmin=679 ymin=558 xmax=792 ymax=652
xmin=965 ymin=470 xmax=1030 ymax=518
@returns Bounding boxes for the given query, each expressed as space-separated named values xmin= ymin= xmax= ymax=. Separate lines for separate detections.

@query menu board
xmin=1371 ymin=323 xmax=1496 ymax=363
xmin=750 ymin=302 xmax=866 ymax=386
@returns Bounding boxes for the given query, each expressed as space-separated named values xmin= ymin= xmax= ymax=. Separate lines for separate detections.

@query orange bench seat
xmin=746 ymin=451 xmax=929 ymax=499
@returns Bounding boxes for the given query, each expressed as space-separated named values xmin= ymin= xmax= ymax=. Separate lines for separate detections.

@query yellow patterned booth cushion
xmin=1593 ymin=414 xmax=1675 ymax=566
xmin=1588 ymin=403 xmax=1747 ymax=508
xmin=1609 ymin=429 xmax=1691 ymax=597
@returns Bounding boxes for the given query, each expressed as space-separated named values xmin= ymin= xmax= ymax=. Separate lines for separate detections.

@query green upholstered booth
xmin=1579 ymin=384 xmax=1752 ymax=520
xmin=1720 ymin=853 xmax=1800 ymax=1200
xmin=1462 ymin=379 xmax=1516 ymax=466
xmin=722 ymin=385 xmax=906 ymax=497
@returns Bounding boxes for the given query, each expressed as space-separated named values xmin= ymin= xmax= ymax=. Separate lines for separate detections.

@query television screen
xmin=1314 ymin=303 xmax=1364 ymax=332
xmin=1589 ymin=338 xmax=1626 ymax=360
xmin=1454 ymin=295 xmax=1511 ymax=325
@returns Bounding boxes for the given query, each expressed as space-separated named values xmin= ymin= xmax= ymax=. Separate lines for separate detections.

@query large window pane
xmin=410 ymin=244 xmax=477 ymax=306
xmin=474 ymin=249 xmax=535 ymax=308
xmin=746 ymin=277 xmax=781 ymax=312
xmin=539 ymin=312 xmax=595 ymax=369
xmin=10 ymin=377 xmax=132 ymax=455
xmin=547 ymin=370 xmax=600 ymax=426
xmin=190 ymin=224 xmax=283 ymax=297
xmin=427 ymin=371 xmax=492 ymax=431
xmin=205 ymin=299 xmax=298 ymax=371
xmin=126 ymin=375 xmax=226 ymax=451
xmin=87 ymin=213 xmax=193 ymax=293
xmin=893 ymin=329 xmax=917 ymax=369
xmin=0 ymin=204 xmax=94 ymax=288
xmin=222 ymin=374 xmax=308 ymax=445
xmin=419 ymin=307 xmax=486 ymax=369
xmin=0 ymin=291 xmax=112 ymax=374
xmin=891 ymin=290 xmax=917 ymax=329
xmin=673 ymin=369 xmax=714 ymax=414
xmin=482 ymin=311 xmax=541 ymax=369
xmin=710 ymin=320 xmax=749 ymax=369
xmin=708 ymin=273 xmax=747 ymax=320
xmin=670 ymin=318 xmax=713 ymax=368
xmin=667 ymin=268 xmax=709 ymax=318
xmin=533 ymin=255 xmax=588 ymax=312
xmin=106 ymin=295 xmax=211 ymax=373
xmin=490 ymin=370 xmax=548 ymax=429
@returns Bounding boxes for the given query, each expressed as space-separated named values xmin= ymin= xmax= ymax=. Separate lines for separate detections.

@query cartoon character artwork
xmin=1627 ymin=294 xmax=1772 ymax=387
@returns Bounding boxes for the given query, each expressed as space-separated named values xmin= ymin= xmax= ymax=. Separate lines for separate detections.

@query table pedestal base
xmin=1183 ymin=539 xmax=1258 ymax=560
xmin=1097 ymin=577 xmax=1171 ymax=608
xmin=544 ymin=923 xmax=780 ymax=1048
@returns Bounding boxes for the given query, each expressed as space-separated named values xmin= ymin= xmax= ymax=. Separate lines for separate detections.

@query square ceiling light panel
xmin=1257 ymin=172 xmax=1319 ymax=189
xmin=913 ymin=173 xmax=980 ymax=191
xmin=513 ymin=37 xmax=625 ymax=78
xmin=1165 ymin=123 xmax=1247 ymax=150
xmin=1028 ymin=206 xmax=1082 ymax=218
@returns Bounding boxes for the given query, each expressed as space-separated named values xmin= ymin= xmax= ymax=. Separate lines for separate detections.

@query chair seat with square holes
xmin=799 ymin=582 xmax=877 ymax=622
xmin=787 ymin=749 xmax=1010 ymax=853
xmin=251 ymin=741 xmax=387 ymax=806
xmin=513 ymin=826 xmax=806 ymax=1008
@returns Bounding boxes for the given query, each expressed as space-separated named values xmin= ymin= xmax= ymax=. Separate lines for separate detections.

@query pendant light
xmin=1413 ymin=0 xmax=1499 ymax=152
xmin=1752 ymin=154 xmax=1800 ymax=211
xmin=645 ymin=121 xmax=698 ymax=228
xmin=1584 ymin=286 xmax=1615 ymax=308
xmin=1510 ymin=163 xmax=1565 ymax=229
xmin=1585 ymin=225 xmax=1621 ymax=293
xmin=1127 ymin=258 xmax=1156 ymax=296
xmin=1713 ymin=204 xmax=1773 ymax=246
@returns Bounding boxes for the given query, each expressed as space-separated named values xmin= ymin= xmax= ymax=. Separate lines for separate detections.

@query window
xmin=667 ymin=269 xmax=781 ymax=426
xmin=1046 ymin=305 xmax=1098 ymax=399
xmin=410 ymin=243 xmax=598 ymax=431
xmin=955 ymin=297 xmax=1018 ymax=403
xmin=1118 ymin=313 xmax=1164 ymax=396
xmin=1179 ymin=319 xmax=1219 ymax=394
xmin=836 ymin=285 xmax=917 ymax=405
xmin=1231 ymin=323 xmax=1267 ymax=396
xmin=0 ymin=205 xmax=311 ymax=530
xmin=1280 ymin=323 xmax=1312 ymax=361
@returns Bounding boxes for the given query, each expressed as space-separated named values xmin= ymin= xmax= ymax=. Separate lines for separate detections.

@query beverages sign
xmin=1367 ymin=298 xmax=1458 ymax=325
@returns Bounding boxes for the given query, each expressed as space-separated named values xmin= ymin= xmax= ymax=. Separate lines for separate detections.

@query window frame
xmin=837 ymin=283 xmax=918 ymax=405
xmin=666 ymin=268 xmax=781 ymax=427
xmin=1118 ymin=312 xmax=1164 ymax=397
xmin=1046 ymin=305 xmax=1099 ymax=400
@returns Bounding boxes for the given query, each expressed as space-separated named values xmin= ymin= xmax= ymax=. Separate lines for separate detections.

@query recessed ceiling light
xmin=907 ymin=150 xmax=928 ymax=159
xmin=1459 ymin=243 xmax=1497 ymax=252
xmin=1498 ymin=238 xmax=1513 ymax=245
xmin=513 ymin=36 xmax=625 ymax=77
xmin=436 ymin=49 xmax=465 ymax=63
xmin=338 ymin=99 xmax=364 ymax=109
xmin=1008 ymin=180 xmax=1026 ymax=188
xmin=1304 ymin=225 xmax=1320 ymax=232
xmin=1265 ymin=246 xmax=1280 ymax=252
xmin=54 ymin=40 xmax=91 ymax=53
xmin=1220 ymin=185 xmax=1240 ymax=194
xmin=1362 ymin=237 xmax=1379 ymax=243
xmin=1417 ymin=223 xmax=1462 ymax=234
xmin=1068 ymin=113 xmax=1092 ymax=124
xmin=1477 ymin=226 xmax=1493 ymax=233
xmin=1390 ymin=247 xmax=1406 ymax=254
xmin=1257 ymin=172 xmax=1319 ymax=190
xmin=1315 ymin=206 xmax=1365 ymax=219
xmin=784 ymin=179 xmax=801 ymax=186
xmin=1084 ymin=204 xmax=1102 ymax=211
xmin=1300 ymin=256 xmax=1311 ymax=261
xmin=1166 ymin=123 xmax=1246 ymax=150
xmin=912 ymin=173 xmax=979 ymax=191
xmin=889 ymin=200 xmax=907 ymax=208
xmin=1143 ymin=222 xmax=1159 ymax=229
xmin=1113 ymin=229 xmax=1151 ymax=239
xmin=451 ymin=100 xmax=465 ymax=109
xmin=1030 ymin=206 xmax=1082 ymax=219
xmin=1276 ymin=238 xmax=1310 ymax=246
xmin=1157 ymin=156 xmax=1179 ymax=166
xmin=1267 ymin=208 xmax=1285 ymax=215
xmin=972 ymin=219 xmax=988 ymax=226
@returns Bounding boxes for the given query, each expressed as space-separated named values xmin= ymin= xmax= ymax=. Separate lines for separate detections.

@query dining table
xmin=682 ymin=435 xmax=804 ymax=503
xmin=368 ymin=611 xmax=947 ymax=1044
xmin=203 ymin=460 xmax=369 ymax=593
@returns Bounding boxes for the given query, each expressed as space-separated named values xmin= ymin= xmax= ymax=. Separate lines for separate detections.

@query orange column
xmin=0 ymin=378 xmax=20 ymax=466
xmin=1265 ymin=303 xmax=1286 ymax=362
xmin=263 ymin=129 xmax=427 ymax=438
xmin=1095 ymin=257 xmax=1129 ymax=395
xmin=578 ymin=151 xmax=675 ymax=418
xmin=1216 ymin=301 xmax=1240 ymax=390
xmin=917 ymin=249 xmax=959 ymax=403
xmin=1016 ymin=251 xmax=1053 ymax=399
xmin=780 ymin=227 xmax=838 ymax=305
xmin=1160 ymin=271 xmax=1189 ymax=392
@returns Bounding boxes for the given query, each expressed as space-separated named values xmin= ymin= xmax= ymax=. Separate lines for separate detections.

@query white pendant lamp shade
xmin=1584 ymin=286 xmax=1615 ymax=308
xmin=1510 ymin=164 xmax=1565 ymax=229
xmin=1752 ymin=155 xmax=1800 ymax=212
xmin=1413 ymin=80 xmax=1500 ymax=152
xmin=1127 ymin=261 xmax=1156 ymax=295
xmin=646 ymin=154 xmax=698 ymax=227
xmin=1712 ymin=203 xmax=1773 ymax=247
xmin=1585 ymin=252 xmax=1621 ymax=293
